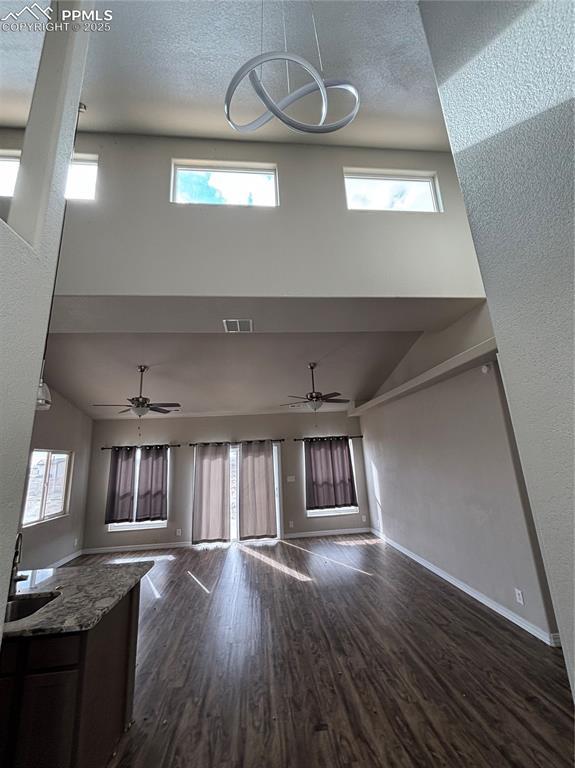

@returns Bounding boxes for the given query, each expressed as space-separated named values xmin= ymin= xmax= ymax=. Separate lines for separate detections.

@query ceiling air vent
xmin=223 ymin=319 xmax=253 ymax=333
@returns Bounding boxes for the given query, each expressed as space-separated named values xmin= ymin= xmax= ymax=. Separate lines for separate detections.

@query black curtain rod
xmin=293 ymin=435 xmax=363 ymax=442
xmin=100 ymin=443 xmax=181 ymax=451
xmin=189 ymin=439 xmax=285 ymax=447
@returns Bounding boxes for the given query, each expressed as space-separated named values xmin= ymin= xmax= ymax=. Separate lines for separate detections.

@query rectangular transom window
xmin=343 ymin=169 xmax=441 ymax=212
xmin=171 ymin=161 xmax=278 ymax=207
xmin=0 ymin=151 xmax=98 ymax=200
xmin=23 ymin=449 xmax=73 ymax=526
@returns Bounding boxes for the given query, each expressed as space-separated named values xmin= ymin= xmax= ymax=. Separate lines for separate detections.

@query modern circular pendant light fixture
xmin=224 ymin=1 xmax=360 ymax=135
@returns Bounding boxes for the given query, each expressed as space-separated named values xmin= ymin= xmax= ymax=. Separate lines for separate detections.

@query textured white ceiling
xmin=45 ymin=330 xmax=419 ymax=418
xmin=0 ymin=0 xmax=449 ymax=150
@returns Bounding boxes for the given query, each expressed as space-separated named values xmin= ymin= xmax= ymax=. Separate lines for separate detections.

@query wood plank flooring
xmin=71 ymin=534 xmax=573 ymax=768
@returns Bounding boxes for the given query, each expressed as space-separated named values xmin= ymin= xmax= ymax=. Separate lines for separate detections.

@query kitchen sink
xmin=4 ymin=592 xmax=60 ymax=623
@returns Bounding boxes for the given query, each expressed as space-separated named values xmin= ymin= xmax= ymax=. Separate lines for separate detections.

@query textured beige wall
xmin=5 ymin=130 xmax=484 ymax=300
xmin=84 ymin=411 xmax=369 ymax=549
xmin=21 ymin=390 xmax=93 ymax=569
xmin=362 ymin=363 xmax=556 ymax=636
xmin=420 ymin=0 xmax=573 ymax=689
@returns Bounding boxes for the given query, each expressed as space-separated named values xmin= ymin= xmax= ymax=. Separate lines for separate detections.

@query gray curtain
xmin=136 ymin=445 xmax=168 ymax=521
xmin=192 ymin=444 xmax=230 ymax=543
xmin=305 ymin=438 xmax=358 ymax=510
xmin=105 ymin=447 xmax=136 ymax=523
xmin=239 ymin=441 xmax=277 ymax=540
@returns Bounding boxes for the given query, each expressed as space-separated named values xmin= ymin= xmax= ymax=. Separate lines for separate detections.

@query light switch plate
xmin=287 ymin=475 xmax=296 ymax=483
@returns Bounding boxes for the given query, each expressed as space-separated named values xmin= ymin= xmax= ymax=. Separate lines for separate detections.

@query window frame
xmin=107 ymin=446 xmax=170 ymax=531
xmin=343 ymin=167 xmax=443 ymax=213
xmin=22 ymin=449 xmax=74 ymax=527
xmin=170 ymin=159 xmax=279 ymax=208
xmin=0 ymin=150 xmax=21 ymax=197
xmin=303 ymin=438 xmax=360 ymax=518
xmin=64 ymin=153 xmax=99 ymax=201
xmin=0 ymin=150 xmax=99 ymax=200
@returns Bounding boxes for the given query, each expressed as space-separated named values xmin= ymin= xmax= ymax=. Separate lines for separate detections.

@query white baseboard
xmin=371 ymin=529 xmax=560 ymax=648
xmin=49 ymin=550 xmax=84 ymax=568
xmin=54 ymin=533 xmax=371 ymax=559
xmin=81 ymin=541 xmax=192 ymax=555
xmin=284 ymin=527 xmax=371 ymax=540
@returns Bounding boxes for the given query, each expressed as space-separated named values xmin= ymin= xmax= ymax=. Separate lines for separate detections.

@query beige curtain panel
xmin=239 ymin=441 xmax=277 ymax=540
xmin=192 ymin=444 xmax=230 ymax=543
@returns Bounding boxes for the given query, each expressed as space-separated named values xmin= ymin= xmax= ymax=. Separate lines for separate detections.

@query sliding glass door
xmin=192 ymin=444 xmax=231 ymax=544
xmin=192 ymin=441 xmax=282 ymax=543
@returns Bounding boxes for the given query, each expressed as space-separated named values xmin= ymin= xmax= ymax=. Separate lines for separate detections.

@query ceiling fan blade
xmin=279 ymin=402 xmax=307 ymax=407
xmin=322 ymin=397 xmax=350 ymax=403
xmin=287 ymin=395 xmax=307 ymax=400
xmin=148 ymin=406 xmax=170 ymax=414
xmin=320 ymin=392 xmax=341 ymax=400
xmin=117 ymin=408 xmax=131 ymax=414
xmin=149 ymin=402 xmax=181 ymax=408
xmin=92 ymin=404 xmax=131 ymax=407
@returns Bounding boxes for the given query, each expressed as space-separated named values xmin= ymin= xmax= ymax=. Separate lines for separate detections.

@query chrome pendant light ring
xmin=250 ymin=73 xmax=360 ymax=134
xmin=225 ymin=51 xmax=359 ymax=135
xmin=225 ymin=51 xmax=328 ymax=134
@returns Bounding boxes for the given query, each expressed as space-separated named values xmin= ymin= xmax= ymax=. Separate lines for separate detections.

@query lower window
xmin=105 ymin=445 xmax=170 ymax=529
xmin=306 ymin=506 xmax=358 ymax=518
xmin=304 ymin=437 xmax=359 ymax=517
xmin=23 ymin=449 xmax=73 ymax=526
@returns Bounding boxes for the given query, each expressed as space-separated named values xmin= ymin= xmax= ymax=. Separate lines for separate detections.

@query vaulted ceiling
xmin=0 ymin=0 xmax=449 ymax=150
xmin=45 ymin=330 xmax=420 ymax=419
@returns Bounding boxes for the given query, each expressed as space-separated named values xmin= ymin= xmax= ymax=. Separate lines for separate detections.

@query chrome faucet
xmin=8 ymin=532 xmax=23 ymax=599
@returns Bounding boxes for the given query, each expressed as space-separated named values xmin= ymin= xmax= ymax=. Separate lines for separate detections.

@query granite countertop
xmin=3 ymin=562 xmax=152 ymax=638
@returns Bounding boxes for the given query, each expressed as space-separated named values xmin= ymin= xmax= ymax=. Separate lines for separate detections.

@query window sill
xmin=22 ymin=512 xmax=69 ymax=528
xmin=107 ymin=521 xmax=168 ymax=532
xmin=306 ymin=507 xmax=359 ymax=518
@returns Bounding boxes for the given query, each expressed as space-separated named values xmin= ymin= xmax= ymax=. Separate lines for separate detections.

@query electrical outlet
xmin=361 ymin=515 xmax=366 ymax=523
xmin=289 ymin=520 xmax=294 ymax=529
xmin=176 ymin=528 xmax=182 ymax=537
xmin=74 ymin=537 xmax=78 ymax=548
xmin=287 ymin=475 xmax=296 ymax=483
xmin=514 ymin=588 xmax=525 ymax=606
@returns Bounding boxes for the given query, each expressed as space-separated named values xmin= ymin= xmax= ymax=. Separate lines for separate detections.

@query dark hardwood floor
xmin=71 ymin=535 xmax=573 ymax=768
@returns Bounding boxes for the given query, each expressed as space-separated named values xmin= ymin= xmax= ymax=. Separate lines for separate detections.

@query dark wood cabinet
xmin=0 ymin=584 xmax=140 ymax=768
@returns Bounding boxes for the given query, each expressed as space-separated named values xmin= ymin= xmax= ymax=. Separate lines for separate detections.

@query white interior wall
xmin=0 ymin=129 xmax=484 ymax=300
xmin=362 ymin=363 xmax=557 ymax=642
xmin=21 ymin=390 xmax=93 ymax=569
xmin=420 ymin=0 xmax=574 ymax=691
xmin=84 ymin=411 xmax=369 ymax=550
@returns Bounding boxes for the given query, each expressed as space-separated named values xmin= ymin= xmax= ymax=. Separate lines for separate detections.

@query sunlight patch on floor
xmin=281 ymin=540 xmax=373 ymax=576
xmin=187 ymin=570 xmax=211 ymax=594
xmin=106 ymin=554 xmax=176 ymax=564
xmin=239 ymin=544 xmax=313 ymax=582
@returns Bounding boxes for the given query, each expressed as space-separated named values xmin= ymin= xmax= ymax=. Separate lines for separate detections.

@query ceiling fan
xmin=280 ymin=362 xmax=350 ymax=412
xmin=92 ymin=365 xmax=181 ymax=417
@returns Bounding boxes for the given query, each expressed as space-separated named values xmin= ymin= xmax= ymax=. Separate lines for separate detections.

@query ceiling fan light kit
xmin=280 ymin=362 xmax=350 ymax=412
xmin=224 ymin=1 xmax=359 ymax=135
xmin=92 ymin=365 xmax=181 ymax=418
